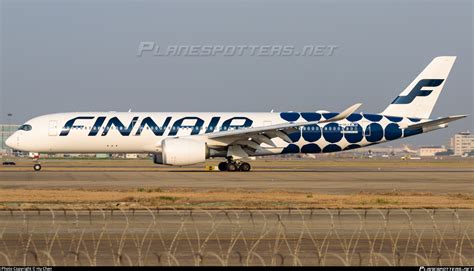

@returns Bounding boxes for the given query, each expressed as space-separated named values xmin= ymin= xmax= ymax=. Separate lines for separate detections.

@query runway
xmin=0 ymin=158 xmax=473 ymax=193
xmin=1 ymin=170 xmax=473 ymax=194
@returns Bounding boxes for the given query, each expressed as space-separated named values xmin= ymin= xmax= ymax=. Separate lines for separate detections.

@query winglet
xmin=321 ymin=103 xmax=362 ymax=123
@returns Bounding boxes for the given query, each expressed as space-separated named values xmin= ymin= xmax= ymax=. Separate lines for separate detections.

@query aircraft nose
xmin=5 ymin=135 xmax=14 ymax=149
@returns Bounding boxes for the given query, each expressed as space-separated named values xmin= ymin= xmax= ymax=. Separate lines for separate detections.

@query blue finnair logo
xmin=392 ymin=79 xmax=444 ymax=104
xmin=59 ymin=116 xmax=253 ymax=136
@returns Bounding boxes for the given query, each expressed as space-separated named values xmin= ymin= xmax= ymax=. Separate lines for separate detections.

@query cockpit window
xmin=18 ymin=124 xmax=32 ymax=131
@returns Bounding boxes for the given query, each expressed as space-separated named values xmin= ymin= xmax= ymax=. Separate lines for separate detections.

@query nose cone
xmin=5 ymin=135 xmax=14 ymax=149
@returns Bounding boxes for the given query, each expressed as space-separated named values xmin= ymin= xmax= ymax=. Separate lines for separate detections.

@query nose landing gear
xmin=218 ymin=158 xmax=251 ymax=172
xmin=33 ymin=163 xmax=42 ymax=171
xmin=32 ymin=153 xmax=42 ymax=171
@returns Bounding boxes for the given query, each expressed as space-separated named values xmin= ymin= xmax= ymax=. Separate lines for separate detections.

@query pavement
xmin=0 ymin=167 xmax=472 ymax=194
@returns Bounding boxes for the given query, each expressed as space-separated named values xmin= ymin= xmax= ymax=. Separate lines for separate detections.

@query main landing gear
xmin=218 ymin=158 xmax=251 ymax=172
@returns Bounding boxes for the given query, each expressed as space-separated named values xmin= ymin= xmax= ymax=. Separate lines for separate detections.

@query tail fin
xmin=381 ymin=56 xmax=456 ymax=119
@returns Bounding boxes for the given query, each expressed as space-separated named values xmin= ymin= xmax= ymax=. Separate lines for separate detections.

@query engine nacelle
xmin=153 ymin=138 xmax=208 ymax=166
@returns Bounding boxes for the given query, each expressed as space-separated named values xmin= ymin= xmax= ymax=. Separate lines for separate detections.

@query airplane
xmin=403 ymin=145 xmax=419 ymax=154
xmin=5 ymin=56 xmax=466 ymax=171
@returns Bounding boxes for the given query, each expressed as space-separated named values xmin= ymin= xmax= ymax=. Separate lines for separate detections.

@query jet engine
xmin=153 ymin=138 xmax=208 ymax=166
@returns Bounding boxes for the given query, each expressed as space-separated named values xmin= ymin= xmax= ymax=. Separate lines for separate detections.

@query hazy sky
xmin=1 ymin=0 xmax=472 ymax=146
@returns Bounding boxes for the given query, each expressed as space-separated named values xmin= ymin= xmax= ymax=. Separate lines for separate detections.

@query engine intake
xmin=154 ymin=138 xmax=208 ymax=166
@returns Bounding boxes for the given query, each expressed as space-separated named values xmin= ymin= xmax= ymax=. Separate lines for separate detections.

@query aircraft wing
xmin=402 ymin=115 xmax=467 ymax=129
xmin=189 ymin=104 xmax=362 ymax=152
xmin=207 ymin=103 xmax=360 ymax=140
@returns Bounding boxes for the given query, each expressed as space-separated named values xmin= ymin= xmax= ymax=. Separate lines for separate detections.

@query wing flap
xmin=252 ymin=135 xmax=277 ymax=147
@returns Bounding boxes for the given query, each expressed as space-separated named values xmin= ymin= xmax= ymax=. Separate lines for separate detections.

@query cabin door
xmin=48 ymin=120 xmax=58 ymax=136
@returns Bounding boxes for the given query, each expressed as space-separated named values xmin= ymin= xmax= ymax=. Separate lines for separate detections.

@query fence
xmin=0 ymin=208 xmax=471 ymax=266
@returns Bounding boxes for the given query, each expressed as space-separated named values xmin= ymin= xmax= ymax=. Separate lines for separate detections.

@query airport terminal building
xmin=0 ymin=124 xmax=17 ymax=154
xmin=419 ymin=146 xmax=447 ymax=157
xmin=451 ymin=131 xmax=474 ymax=156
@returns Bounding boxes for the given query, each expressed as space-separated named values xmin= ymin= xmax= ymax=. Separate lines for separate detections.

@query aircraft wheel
xmin=218 ymin=162 xmax=228 ymax=171
xmin=239 ymin=162 xmax=251 ymax=172
xmin=226 ymin=162 xmax=237 ymax=172
xmin=33 ymin=164 xmax=42 ymax=171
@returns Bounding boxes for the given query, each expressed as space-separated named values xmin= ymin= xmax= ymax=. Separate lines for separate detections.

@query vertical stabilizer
xmin=382 ymin=56 xmax=456 ymax=119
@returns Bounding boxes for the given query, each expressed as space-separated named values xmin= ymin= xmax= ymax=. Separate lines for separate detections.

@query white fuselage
xmin=6 ymin=111 xmax=429 ymax=157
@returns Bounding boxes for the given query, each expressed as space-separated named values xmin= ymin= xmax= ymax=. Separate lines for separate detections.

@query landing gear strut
xmin=218 ymin=158 xmax=251 ymax=172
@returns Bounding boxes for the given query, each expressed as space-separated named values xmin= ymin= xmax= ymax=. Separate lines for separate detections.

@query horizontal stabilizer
xmin=402 ymin=115 xmax=467 ymax=129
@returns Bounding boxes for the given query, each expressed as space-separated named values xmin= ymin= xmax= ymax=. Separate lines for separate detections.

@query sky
xmin=1 ymin=0 xmax=472 ymax=146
